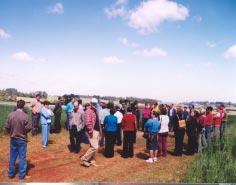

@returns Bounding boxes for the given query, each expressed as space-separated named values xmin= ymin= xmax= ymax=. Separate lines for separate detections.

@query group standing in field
xmin=4 ymin=94 xmax=227 ymax=180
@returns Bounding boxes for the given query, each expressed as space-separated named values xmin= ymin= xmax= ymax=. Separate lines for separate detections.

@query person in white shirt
xmin=158 ymin=107 xmax=169 ymax=157
xmin=98 ymin=102 xmax=110 ymax=147
xmin=114 ymin=105 xmax=123 ymax=145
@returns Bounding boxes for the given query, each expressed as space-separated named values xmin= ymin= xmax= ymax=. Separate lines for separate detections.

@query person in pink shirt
xmin=213 ymin=107 xmax=224 ymax=140
xmin=29 ymin=94 xmax=42 ymax=136
xmin=204 ymin=106 xmax=213 ymax=145
xmin=142 ymin=103 xmax=151 ymax=131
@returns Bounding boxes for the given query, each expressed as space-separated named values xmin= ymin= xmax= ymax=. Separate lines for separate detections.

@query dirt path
xmin=0 ymin=131 xmax=196 ymax=183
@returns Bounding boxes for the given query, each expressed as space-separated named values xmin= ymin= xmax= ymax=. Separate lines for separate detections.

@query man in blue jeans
xmin=5 ymin=100 xmax=32 ymax=180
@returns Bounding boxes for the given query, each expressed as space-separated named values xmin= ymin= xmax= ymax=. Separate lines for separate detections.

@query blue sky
xmin=0 ymin=0 xmax=236 ymax=102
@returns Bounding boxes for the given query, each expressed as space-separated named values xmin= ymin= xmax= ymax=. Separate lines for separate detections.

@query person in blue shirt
xmin=65 ymin=97 xmax=75 ymax=130
xmin=103 ymin=108 xmax=118 ymax=158
xmin=182 ymin=106 xmax=189 ymax=120
xmin=40 ymin=101 xmax=54 ymax=148
xmin=145 ymin=111 xmax=161 ymax=163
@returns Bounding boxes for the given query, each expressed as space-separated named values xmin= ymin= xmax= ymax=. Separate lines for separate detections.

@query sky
xmin=0 ymin=0 xmax=236 ymax=102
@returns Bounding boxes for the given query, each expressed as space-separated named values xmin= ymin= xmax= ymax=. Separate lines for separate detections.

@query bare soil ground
xmin=0 ymin=131 xmax=196 ymax=183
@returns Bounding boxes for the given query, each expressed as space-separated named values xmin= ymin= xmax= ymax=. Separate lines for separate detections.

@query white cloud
xmin=105 ymin=7 xmax=126 ymax=18
xmin=11 ymin=52 xmax=33 ymax=62
xmin=103 ymin=56 xmax=124 ymax=64
xmin=128 ymin=0 xmax=189 ymax=34
xmin=134 ymin=47 xmax=167 ymax=57
xmin=48 ymin=3 xmax=64 ymax=14
xmin=206 ymin=41 xmax=216 ymax=48
xmin=202 ymin=62 xmax=216 ymax=68
xmin=118 ymin=37 xmax=139 ymax=48
xmin=193 ymin=15 xmax=202 ymax=23
xmin=11 ymin=51 xmax=47 ymax=63
xmin=0 ymin=28 xmax=11 ymax=39
xmin=115 ymin=0 xmax=128 ymax=6
xmin=224 ymin=44 xmax=236 ymax=60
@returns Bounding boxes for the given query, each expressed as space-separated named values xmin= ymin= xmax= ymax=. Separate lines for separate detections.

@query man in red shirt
xmin=204 ymin=106 xmax=213 ymax=145
xmin=213 ymin=106 xmax=224 ymax=140
xmin=121 ymin=107 xmax=137 ymax=158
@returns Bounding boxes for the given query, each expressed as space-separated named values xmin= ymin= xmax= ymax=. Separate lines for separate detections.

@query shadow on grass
xmin=136 ymin=152 xmax=149 ymax=160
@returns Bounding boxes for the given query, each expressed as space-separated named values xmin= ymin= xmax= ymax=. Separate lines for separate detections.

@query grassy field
xmin=0 ymin=105 xmax=14 ymax=133
xmin=0 ymin=103 xmax=236 ymax=182
xmin=0 ymin=104 xmax=67 ymax=133
xmin=182 ymin=115 xmax=236 ymax=183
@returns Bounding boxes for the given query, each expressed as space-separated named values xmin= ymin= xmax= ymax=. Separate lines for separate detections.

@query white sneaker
xmin=145 ymin=158 xmax=154 ymax=163
xmin=153 ymin=157 xmax=157 ymax=162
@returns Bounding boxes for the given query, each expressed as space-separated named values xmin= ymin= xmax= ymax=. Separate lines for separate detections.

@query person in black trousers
xmin=53 ymin=96 xmax=63 ymax=133
xmin=104 ymin=108 xmax=117 ymax=158
xmin=173 ymin=109 xmax=185 ymax=156
xmin=122 ymin=107 xmax=137 ymax=158
xmin=186 ymin=110 xmax=198 ymax=155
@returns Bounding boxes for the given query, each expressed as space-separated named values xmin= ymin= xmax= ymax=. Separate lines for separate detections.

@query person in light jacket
xmin=40 ymin=101 xmax=54 ymax=148
xmin=158 ymin=107 xmax=169 ymax=157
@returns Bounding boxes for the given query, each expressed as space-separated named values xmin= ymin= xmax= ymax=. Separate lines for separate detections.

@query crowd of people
xmin=4 ymin=94 xmax=227 ymax=180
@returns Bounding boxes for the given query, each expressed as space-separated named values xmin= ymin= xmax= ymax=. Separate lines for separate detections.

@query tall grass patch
xmin=182 ymin=115 xmax=236 ymax=183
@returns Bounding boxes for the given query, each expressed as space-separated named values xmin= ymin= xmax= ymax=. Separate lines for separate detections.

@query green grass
xmin=0 ymin=105 xmax=14 ymax=133
xmin=0 ymin=104 xmax=67 ymax=133
xmin=182 ymin=115 xmax=236 ymax=183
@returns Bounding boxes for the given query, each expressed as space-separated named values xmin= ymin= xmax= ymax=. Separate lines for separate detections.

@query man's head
xmin=160 ymin=107 xmax=167 ymax=115
xmin=43 ymin=101 xmax=50 ymax=108
xmin=36 ymin=94 xmax=41 ymax=101
xmin=85 ymin=103 xmax=91 ymax=110
xmin=110 ymin=108 xmax=116 ymax=115
xmin=71 ymin=97 xmax=75 ymax=103
xmin=78 ymin=99 xmax=82 ymax=105
xmin=127 ymin=107 xmax=132 ymax=113
xmin=184 ymin=106 xmax=187 ymax=111
xmin=152 ymin=111 xmax=159 ymax=118
xmin=145 ymin=103 xmax=149 ymax=108
xmin=74 ymin=101 xmax=79 ymax=112
xmin=17 ymin=100 xmax=25 ymax=109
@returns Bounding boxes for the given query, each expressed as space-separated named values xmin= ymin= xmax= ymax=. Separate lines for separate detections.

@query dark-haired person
xmin=182 ymin=106 xmax=189 ymax=121
xmin=173 ymin=108 xmax=185 ymax=156
xmin=65 ymin=97 xmax=75 ymax=130
xmin=40 ymin=101 xmax=54 ymax=148
xmin=220 ymin=105 xmax=227 ymax=139
xmin=168 ymin=104 xmax=176 ymax=132
xmin=213 ymin=106 xmax=224 ymax=141
xmin=158 ymin=108 xmax=169 ymax=157
xmin=204 ymin=106 xmax=213 ymax=145
xmin=29 ymin=94 xmax=42 ymax=136
xmin=104 ymin=108 xmax=118 ymax=158
xmin=197 ymin=109 xmax=207 ymax=153
xmin=186 ymin=110 xmax=197 ymax=155
xmin=142 ymin=103 xmax=151 ymax=131
xmin=5 ymin=100 xmax=32 ymax=180
xmin=121 ymin=107 xmax=137 ymax=158
xmin=114 ymin=105 xmax=123 ymax=146
xmin=145 ymin=111 xmax=161 ymax=163
xmin=53 ymin=96 xmax=63 ymax=133
xmin=78 ymin=99 xmax=84 ymax=113
xmin=69 ymin=101 xmax=84 ymax=153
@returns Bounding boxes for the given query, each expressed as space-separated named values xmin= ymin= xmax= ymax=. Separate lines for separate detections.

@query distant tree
xmin=5 ymin=88 xmax=18 ymax=96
